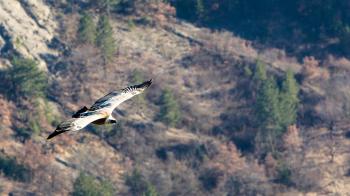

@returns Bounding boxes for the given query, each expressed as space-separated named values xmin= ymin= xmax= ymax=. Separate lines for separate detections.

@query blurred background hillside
xmin=0 ymin=0 xmax=350 ymax=195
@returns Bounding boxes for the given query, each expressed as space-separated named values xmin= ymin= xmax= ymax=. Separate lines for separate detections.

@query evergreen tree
xmin=96 ymin=15 xmax=116 ymax=64
xmin=0 ymin=57 xmax=47 ymax=100
xmin=125 ymin=169 xmax=159 ymax=196
xmin=255 ymin=76 xmax=282 ymax=154
xmin=158 ymin=88 xmax=181 ymax=127
xmin=254 ymin=67 xmax=300 ymax=153
xmin=255 ymin=77 xmax=281 ymax=132
xmin=78 ymin=12 xmax=96 ymax=44
xmin=279 ymin=69 xmax=299 ymax=129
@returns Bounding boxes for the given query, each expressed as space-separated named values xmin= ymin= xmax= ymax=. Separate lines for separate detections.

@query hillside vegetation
xmin=0 ymin=0 xmax=350 ymax=195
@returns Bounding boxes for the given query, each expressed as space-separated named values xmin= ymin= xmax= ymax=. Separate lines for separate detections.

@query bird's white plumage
xmin=47 ymin=80 xmax=152 ymax=140
xmin=71 ymin=112 xmax=107 ymax=131
xmin=91 ymin=90 xmax=141 ymax=114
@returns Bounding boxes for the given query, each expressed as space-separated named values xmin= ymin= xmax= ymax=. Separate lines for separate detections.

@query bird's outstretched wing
xmin=47 ymin=111 xmax=107 ymax=140
xmin=47 ymin=79 xmax=152 ymax=140
xmin=88 ymin=79 xmax=152 ymax=114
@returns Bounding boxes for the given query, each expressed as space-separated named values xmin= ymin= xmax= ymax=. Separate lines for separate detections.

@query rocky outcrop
xmin=0 ymin=0 xmax=58 ymax=69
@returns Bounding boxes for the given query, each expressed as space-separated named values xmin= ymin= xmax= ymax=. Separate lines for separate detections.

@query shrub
xmin=125 ymin=169 xmax=159 ymax=196
xmin=156 ymin=142 xmax=208 ymax=168
xmin=225 ymin=172 xmax=273 ymax=196
xmin=125 ymin=169 xmax=148 ymax=196
xmin=0 ymin=153 xmax=31 ymax=182
xmin=14 ymin=109 xmax=41 ymax=140
xmin=274 ymin=164 xmax=294 ymax=187
xmin=243 ymin=65 xmax=253 ymax=77
xmin=43 ymin=100 xmax=61 ymax=127
xmin=199 ymin=168 xmax=223 ymax=191
xmin=143 ymin=183 xmax=158 ymax=196
xmin=14 ymin=99 xmax=53 ymax=140
xmin=72 ymin=172 xmax=115 ymax=196
xmin=0 ymin=57 xmax=47 ymax=101
xmin=157 ymin=88 xmax=181 ymax=127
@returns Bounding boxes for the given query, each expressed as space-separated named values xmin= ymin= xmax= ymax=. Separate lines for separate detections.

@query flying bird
xmin=47 ymin=79 xmax=152 ymax=140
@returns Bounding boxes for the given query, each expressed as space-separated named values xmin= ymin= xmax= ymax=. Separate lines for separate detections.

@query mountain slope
xmin=0 ymin=1 xmax=349 ymax=195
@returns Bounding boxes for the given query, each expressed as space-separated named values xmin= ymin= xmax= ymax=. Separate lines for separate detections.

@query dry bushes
xmin=0 ymin=96 xmax=14 ymax=128
xmin=204 ymin=142 xmax=245 ymax=174
xmin=314 ymin=71 xmax=350 ymax=122
xmin=282 ymin=125 xmax=302 ymax=150
xmin=58 ymin=13 xmax=79 ymax=44
xmin=302 ymin=56 xmax=330 ymax=81
xmin=198 ymin=30 xmax=257 ymax=61
xmin=133 ymin=1 xmax=176 ymax=26
xmin=11 ymin=140 xmax=71 ymax=194
xmin=324 ymin=55 xmax=350 ymax=71
xmin=149 ymin=2 xmax=176 ymax=25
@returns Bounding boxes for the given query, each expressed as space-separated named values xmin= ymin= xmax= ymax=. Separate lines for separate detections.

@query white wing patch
xmin=90 ymin=91 xmax=141 ymax=114
xmin=71 ymin=112 xmax=107 ymax=131
xmin=88 ymin=80 xmax=152 ymax=115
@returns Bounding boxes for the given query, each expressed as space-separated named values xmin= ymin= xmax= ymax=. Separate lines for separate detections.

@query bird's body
xmin=47 ymin=79 xmax=152 ymax=140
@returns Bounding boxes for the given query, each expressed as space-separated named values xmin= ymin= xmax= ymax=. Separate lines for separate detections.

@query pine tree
xmin=96 ymin=15 xmax=116 ymax=64
xmin=77 ymin=12 xmax=96 ymax=44
xmin=279 ymin=69 xmax=299 ymax=129
xmin=255 ymin=77 xmax=281 ymax=132
xmin=1 ymin=57 xmax=47 ymax=100
xmin=158 ymin=89 xmax=181 ymax=127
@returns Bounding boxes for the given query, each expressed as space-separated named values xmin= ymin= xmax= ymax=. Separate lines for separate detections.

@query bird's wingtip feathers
xmin=138 ymin=79 xmax=152 ymax=89
xmin=47 ymin=129 xmax=67 ymax=140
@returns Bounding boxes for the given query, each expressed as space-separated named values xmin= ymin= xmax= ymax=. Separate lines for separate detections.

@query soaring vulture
xmin=47 ymin=79 xmax=152 ymax=140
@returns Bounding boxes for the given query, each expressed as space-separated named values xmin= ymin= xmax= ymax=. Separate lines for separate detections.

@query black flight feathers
xmin=122 ymin=79 xmax=152 ymax=93
xmin=47 ymin=129 xmax=68 ymax=140
xmin=72 ymin=106 xmax=89 ymax=118
xmin=136 ymin=79 xmax=152 ymax=89
xmin=47 ymin=79 xmax=152 ymax=140
xmin=71 ymin=79 xmax=152 ymax=118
